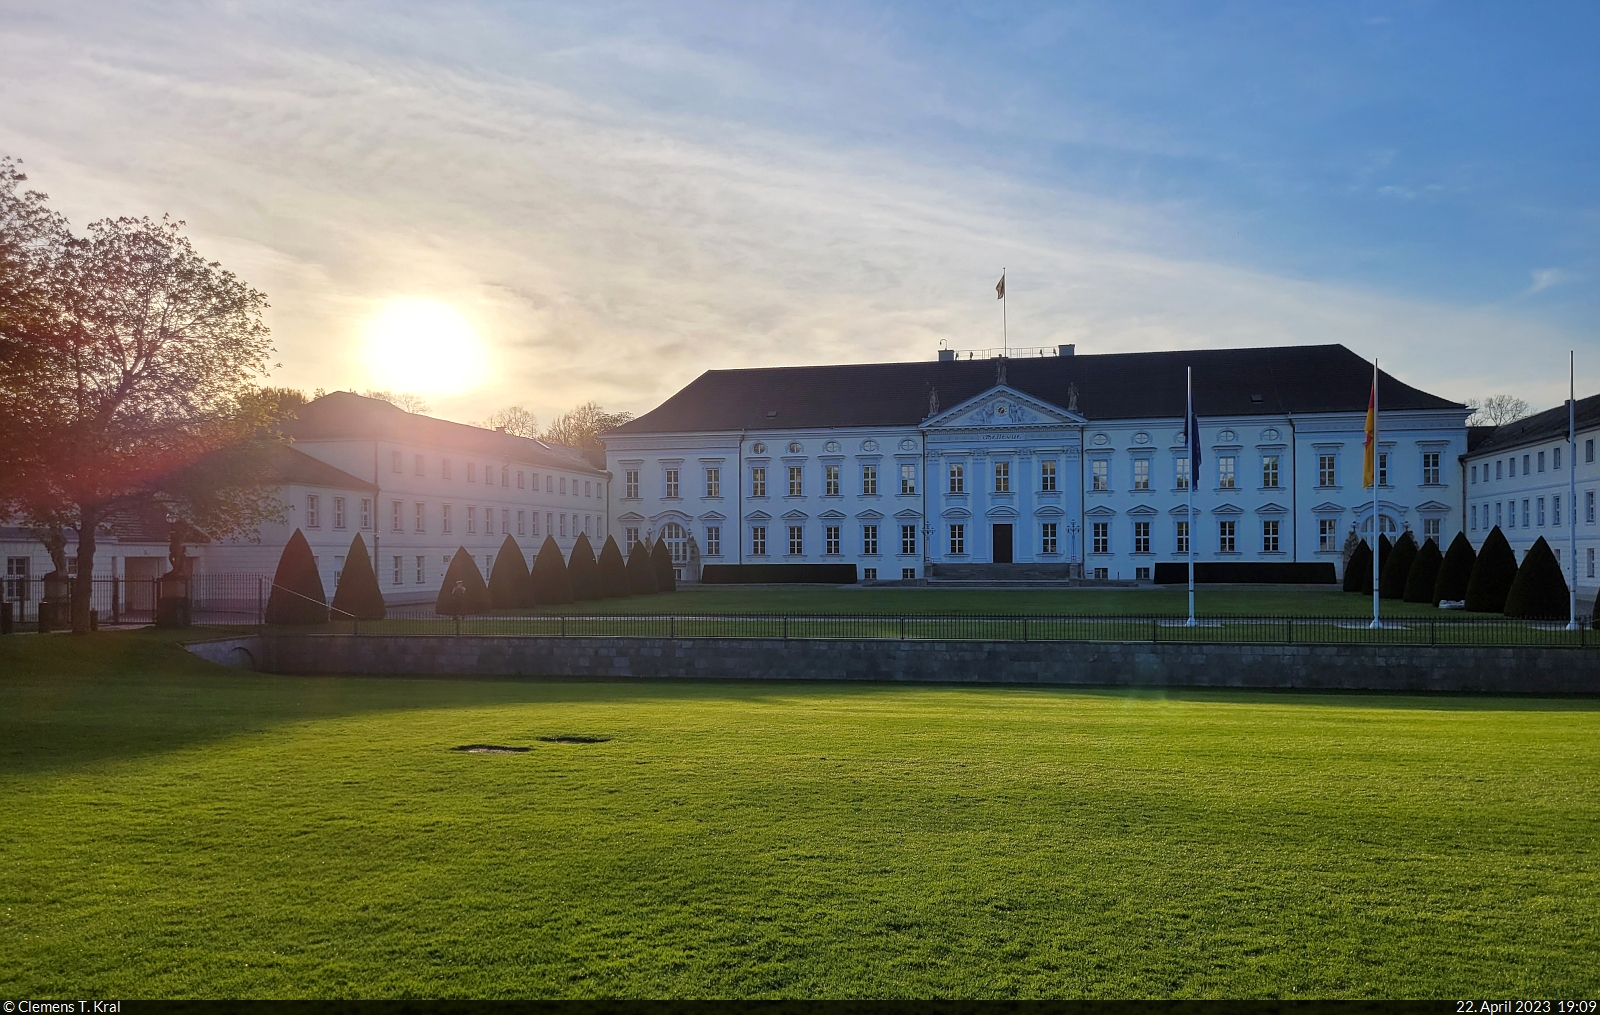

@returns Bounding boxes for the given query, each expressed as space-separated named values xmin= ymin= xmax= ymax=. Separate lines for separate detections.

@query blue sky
xmin=1 ymin=1 xmax=1594 ymax=421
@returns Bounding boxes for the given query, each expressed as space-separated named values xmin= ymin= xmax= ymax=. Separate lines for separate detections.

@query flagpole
xmin=1187 ymin=366 xmax=1196 ymax=627
xmin=1371 ymin=358 xmax=1382 ymax=630
xmin=1000 ymin=269 xmax=1008 ymax=358
xmin=1570 ymin=350 xmax=1580 ymax=630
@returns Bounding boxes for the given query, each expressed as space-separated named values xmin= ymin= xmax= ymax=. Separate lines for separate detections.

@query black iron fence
xmin=1 ymin=574 xmax=269 ymax=629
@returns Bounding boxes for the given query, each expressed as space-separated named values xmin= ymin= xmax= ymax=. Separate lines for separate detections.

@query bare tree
xmin=1465 ymin=395 xmax=1531 ymax=427
xmin=476 ymin=405 xmax=538 ymax=438
xmin=543 ymin=401 xmax=634 ymax=466
xmin=362 ymin=389 xmax=430 ymax=414
xmin=0 ymin=160 xmax=281 ymax=631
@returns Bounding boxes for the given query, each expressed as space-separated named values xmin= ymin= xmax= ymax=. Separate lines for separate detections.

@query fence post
xmin=1285 ymin=618 xmax=1292 ymax=644
xmin=1430 ymin=620 xmax=1436 ymax=646
xmin=111 ymin=578 xmax=120 ymax=625
xmin=783 ymin=616 xmax=789 ymax=641
xmin=670 ymin=616 xmax=675 ymax=640
xmin=1150 ymin=617 xmax=1157 ymax=643
xmin=1022 ymin=616 xmax=1028 ymax=642
xmin=257 ymin=577 xmax=263 ymax=632
xmin=560 ymin=615 xmax=567 ymax=638
xmin=900 ymin=616 xmax=906 ymax=641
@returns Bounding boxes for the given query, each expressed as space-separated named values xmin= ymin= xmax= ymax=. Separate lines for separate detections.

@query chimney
xmin=1058 ymin=344 xmax=1075 ymax=357
xmin=495 ymin=426 xmax=506 ymax=433
xmin=937 ymin=348 xmax=956 ymax=362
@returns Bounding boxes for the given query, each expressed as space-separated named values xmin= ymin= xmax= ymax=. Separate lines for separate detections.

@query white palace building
xmin=602 ymin=343 xmax=1472 ymax=582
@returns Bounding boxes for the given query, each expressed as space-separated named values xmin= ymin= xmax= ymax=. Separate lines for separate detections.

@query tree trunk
xmin=71 ymin=507 xmax=99 ymax=634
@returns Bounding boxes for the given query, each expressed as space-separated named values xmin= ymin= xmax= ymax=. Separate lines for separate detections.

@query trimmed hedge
xmin=1464 ymin=526 xmax=1517 ymax=613
xmin=1593 ymin=585 xmax=1600 ymax=630
xmin=1504 ymin=536 xmax=1571 ymax=621
xmin=1152 ymin=562 xmax=1336 ymax=585
xmin=1342 ymin=539 xmax=1372 ymax=594
xmin=1433 ymin=532 xmax=1476 ymax=605
xmin=568 ymin=532 xmax=602 ymax=601
xmin=1380 ymin=530 xmax=1417 ymax=600
xmin=265 ymin=528 xmax=328 ymax=625
xmin=488 ymin=535 xmax=531 ymax=610
xmin=1401 ymin=536 xmax=1443 ymax=604
xmin=435 ymin=547 xmax=491 ymax=616
xmin=598 ymin=536 xmax=631 ymax=598
xmin=330 ymin=533 xmax=385 ymax=620
xmin=701 ymin=564 xmax=859 ymax=585
xmin=626 ymin=539 xmax=658 ymax=595
xmin=530 ymin=535 xmax=574 ymax=606
xmin=652 ymin=536 xmax=677 ymax=593
xmin=1378 ymin=533 xmax=1392 ymax=583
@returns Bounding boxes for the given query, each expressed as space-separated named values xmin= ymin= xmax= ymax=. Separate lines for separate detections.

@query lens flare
xmin=362 ymin=299 xmax=488 ymax=395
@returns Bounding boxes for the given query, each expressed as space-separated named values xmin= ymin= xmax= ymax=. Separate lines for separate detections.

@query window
xmin=625 ymin=469 xmax=639 ymax=498
xmin=788 ymin=465 xmax=803 ymax=497
xmin=1471 ymin=465 xmax=1478 ymax=484
xmin=1218 ymin=520 xmax=1237 ymax=553
xmin=1496 ymin=460 xmax=1503 ymax=480
xmin=328 ymin=497 xmax=344 ymax=530
xmin=994 ymin=461 xmax=1010 ymax=493
xmin=1538 ymin=497 xmax=1546 ymax=527
xmin=392 ymin=556 xmax=402 ymax=585
xmin=1496 ymin=502 xmax=1502 ymax=527
xmin=863 ymin=568 xmax=878 ymax=580
xmin=415 ymin=555 xmax=426 ymax=584
xmin=391 ymin=450 xmax=402 ymax=473
xmin=1176 ymin=520 xmax=1190 ymax=554
xmin=1262 ymin=519 xmax=1280 ymax=553
xmin=1589 ymin=491 xmax=1596 ymax=523
xmin=1094 ymin=567 xmax=1109 ymax=580
xmin=501 ymin=467 xmax=510 ymax=488
xmin=862 ymin=524 xmax=879 ymax=555
xmin=752 ymin=525 xmax=768 ymax=556
xmin=1133 ymin=521 xmax=1150 ymax=554
xmin=1589 ymin=547 xmax=1596 ymax=579
xmin=948 ymin=463 xmax=965 ymax=494
xmin=1424 ymin=518 xmax=1440 ymax=544
xmin=1555 ymin=446 xmax=1563 ymax=469
xmin=1040 ymin=460 xmax=1057 ymax=492
xmin=391 ymin=500 xmax=402 ymax=532
xmin=826 ymin=525 xmax=841 ymax=555
xmin=1041 ymin=522 xmax=1058 ymax=554
xmin=661 ymin=522 xmax=688 ymax=565
xmin=1175 ymin=457 xmax=1190 ymax=490
xmin=664 ymin=468 xmax=680 ymax=498
xmin=415 ymin=454 xmax=425 ymax=477
xmin=949 ymin=524 xmax=966 ymax=555
xmin=1554 ymin=496 xmax=1561 ymax=527
xmin=1092 ymin=459 xmax=1109 ymax=491
xmin=306 ymin=494 xmax=320 ymax=528
xmin=559 ymin=477 xmax=566 ymax=495
xmin=1262 ymin=455 xmax=1279 ymax=489
xmin=751 ymin=466 xmax=767 ymax=497
xmin=900 ymin=525 xmax=917 ymax=555
xmin=861 ymin=465 xmax=878 ymax=495
xmin=1133 ymin=459 xmax=1150 ymax=490
xmin=1132 ymin=566 xmax=1149 ymax=581
xmin=468 ymin=462 xmax=477 ymax=483
xmin=1538 ymin=451 xmax=1546 ymax=473
xmin=545 ymin=512 xmax=553 ymax=537
xmin=5 ymin=556 xmax=30 ymax=602
xmin=415 ymin=502 xmax=425 ymax=532
xmin=1218 ymin=456 xmax=1236 ymax=489
xmin=1588 ymin=439 xmax=1595 ymax=464
xmin=1377 ymin=453 xmax=1389 ymax=487
xmin=1092 ymin=522 xmax=1109 ymax=554
xmin=705 ymin=526 xmax=721 ymax=557
xmin=788 ymin=525 xmax=804 ymax=555
xmin=900 ymin=464 xmax=916 ymax=495
xmin=516 ymin=471 xmax=525 ymax=490
xmin=442 ymin=459 xmax=452 ymax=481
xmin=706 ymin=468 xmax=721 ymax=498
xmin=902 ymin=568 xmax=917 ymax=581
xmin=545 ymin=475 xmax=553 ymax=492
xmin=360 ymin=499 xmax=371 ymax=530
xmin=442 ymin=503 xmax=453 ymax=534
xmin=1319 ymin=518 xmax=1337 ymax=551
xmin=559 ymin=513 xmax=566 ymax=538
xmin=517 ymin=510 xmax=526 ymax=536
xmin=1522 ymin=499 xmax=1530 ymax=527
xmin=625 ymin=526 xmax=639 ymax=553
xmin=824 ymin=465 xmax=839 ymax=496
xmin=1523 ymin=454 xmax=1530 ymax=476
xmin=1471 ymin=504 xmax=1478 ymax=530
xmin=467 ymin=505 xmax=477 ymax=534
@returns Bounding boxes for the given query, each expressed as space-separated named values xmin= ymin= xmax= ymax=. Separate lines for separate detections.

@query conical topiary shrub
xmin=567 ymin=532 xmax=601 ymax=601
xmin=1592 ymin=584 xmax=1600 ymax=630
xmin=627 ymin=538 xmax=658 ymax=595
xmin=1433 ymin=532 xmax=1477 ymax=605
xmin=598 ymin=535 xmax=631 ymax=598
xmin=330 ymin=533 xmax=385 ymax=620
xmin=266 ymin=528 xmax=328 ymax=625
xmin=1402 ymin=536 xmax=1443 ymax=604
xmin=1342 ymin=539 xmax=1372 ymax=593
xmin=1381 ymin=530 xmax=1417 ymax=600
xmin=435 ymin=546 xmax=491 ymax=616
xmin=1377 ymin=532 xmax=1392 ymax=584
xmin=1464 ymin=526 xmax=1517 ymax=613
xmin=530 ymin=535 xmax=574 ymax=606
xmin=652 ymin=535 xmax=677 ymax=593
xmin=488 ymin=534 xmax=531 ymax=610
xmin=1504 ymin=537 xmax=1571 ymax=621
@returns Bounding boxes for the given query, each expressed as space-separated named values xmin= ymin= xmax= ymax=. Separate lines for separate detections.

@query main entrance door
xmin=992 ymin=523 xmax=1014 ymax=564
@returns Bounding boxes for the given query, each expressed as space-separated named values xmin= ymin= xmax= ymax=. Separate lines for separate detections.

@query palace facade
xmin=602 ymin=344 xmax=1471 ymax=581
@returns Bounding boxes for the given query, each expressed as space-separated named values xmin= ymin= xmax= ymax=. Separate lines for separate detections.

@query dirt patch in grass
xmin=451 ymin=744 xmax=530 ymax=754
xmin=536 ymin=735 xmax=611 ymax=744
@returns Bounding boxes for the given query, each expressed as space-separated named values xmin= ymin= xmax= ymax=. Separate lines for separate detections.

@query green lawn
xmin=3 ymin=630 xmax=1597 ymax=999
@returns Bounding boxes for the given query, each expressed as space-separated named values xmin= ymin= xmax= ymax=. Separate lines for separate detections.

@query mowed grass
xmin=2 ymin=631 xmax=1597 ymax=999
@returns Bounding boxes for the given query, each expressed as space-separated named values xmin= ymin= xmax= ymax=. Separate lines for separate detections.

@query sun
xmin=362 ymin=299 xmax=489 ymax=395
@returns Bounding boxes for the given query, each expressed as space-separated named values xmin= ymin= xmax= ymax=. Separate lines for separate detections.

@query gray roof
xmin=1469 ymin=393 xmax=1600 ymax=457
xmin=610 ymin=343 xmax=1462 ymax=436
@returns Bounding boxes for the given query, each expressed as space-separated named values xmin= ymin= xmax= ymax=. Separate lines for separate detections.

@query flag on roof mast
xmin=995 ymin=273 xmax=1005 ymax=299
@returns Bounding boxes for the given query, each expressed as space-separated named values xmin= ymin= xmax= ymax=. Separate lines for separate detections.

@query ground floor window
xmin=948 ymin=523 xmax=965 ymax=555
xmin=1133 ymin=521 xmax=1150 ymax=554
xmin=788 ymin=525 xmax=804 ymax=556
xmin=392 ymin=556 xmax=402 ymax=585
xmin=1319 ymin=518 xmax=1336 ymax=550
xmin=863 ymin=567 xmax=877 ymax=580
xmin=4 ymin=556 xmax=29 ymax=601
xmin=825 ymin=525 xmax=841 ymax=555
xmin=1423 ymin=518 xmax=1441 ymax=544
xmin=902 ymin=567 xmax=916 ymax=580
xmin=862 ymin=524 xmax=879 ymax=555
xmin=415 ymin=555 xmax=426 ymax=584
xmin=705 ymin=526 xmax=721 ymax=557
xmin=625 ymin=526 xmax=639 ymax=553
xmin=1589 ymin=547 xmax=1595 ymax=578
xmin=900 ymin=525 xmax=917 ymax=555
xmin=1262 ymin=519 xmax=1280 ymax=553
xmin=1136 ymin=567 xmax=1150 ymax=581
xmin=1176 ymin=520 xmax=1189 ymax=554
xmin=1092 ymin=521 xmax=1109 ymax=554
xmin=1219 ymin=520 xmax=1237 ymax=553
xmin=1094 ymin=567 xmax=1108 ymax=580
xmin=752 ymin=525 xmax=767 ymax=556
xmin=662 ymin=522 xmax=689 ymax=564
xmin=1041 ymin=522 xmax=1057 ymax=554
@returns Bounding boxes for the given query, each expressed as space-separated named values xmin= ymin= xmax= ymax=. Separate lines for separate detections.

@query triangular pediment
xmin=922 ymin=385 xmax=1085 ymax=430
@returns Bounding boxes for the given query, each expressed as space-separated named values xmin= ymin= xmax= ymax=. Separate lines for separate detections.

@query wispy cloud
xmin=1524 ymin=267 xmax=1574 ymax=296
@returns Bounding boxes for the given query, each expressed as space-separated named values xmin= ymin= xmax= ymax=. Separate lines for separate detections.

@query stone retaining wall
xmin=185 ymin=635 xmax=1600 ymax=694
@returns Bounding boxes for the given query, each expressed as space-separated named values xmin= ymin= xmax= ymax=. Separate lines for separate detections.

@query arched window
xmin=1359 ymin=514 xmax=1398 ymax=535
xmin=661 ymin=522 xmax=689 ymax=564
